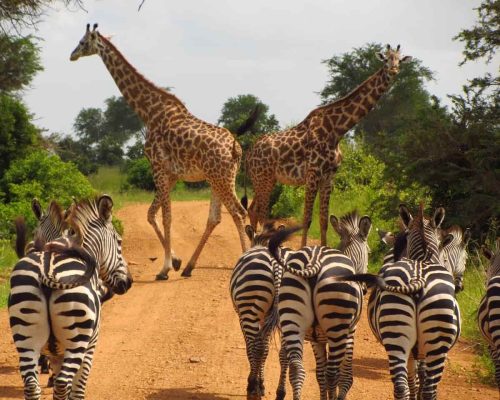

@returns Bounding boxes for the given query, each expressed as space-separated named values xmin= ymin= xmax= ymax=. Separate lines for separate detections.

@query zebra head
xmin=482 ymin=238 xmax=500 ymax=281
xmin=245 ymin=222 xmax=286 ymax=247
xmin=440 ymin=226 xmax=471 ymax=292
xmin=330 ymin=211 xmax=372 ymax=273
xmin=32 ymin=199 xmax=69 ymax=245
xmin=399 ymin=203 xmax=445 ymax=263
xmin=68 ymin=195 xmax=132 ymax=295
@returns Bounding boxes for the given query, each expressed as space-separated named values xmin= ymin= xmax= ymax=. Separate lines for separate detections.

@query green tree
xmin=48 ymin=132 xmax=98 ymax=175
xmin=103 ymin=96 xmax=143 ymax=144
xmin=218 ymin=94 xmax=280 ymax=154
xmin=0 ymin=34 xmax=42 ymax=92
xmin=0 ymin=94 xmax=39 ymax=176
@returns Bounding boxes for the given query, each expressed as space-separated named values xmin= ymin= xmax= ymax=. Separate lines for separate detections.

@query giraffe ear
xmin=376 ymin=52 xmax=386 ymax=62
xmin=401 ymin=55 xmax=413 ymax=63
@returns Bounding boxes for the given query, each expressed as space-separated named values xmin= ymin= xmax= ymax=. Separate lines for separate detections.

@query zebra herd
xmin=5 ymin=196 xmax=500 ymax=400
xmin=230 ymin=204 xmax=500 ymax=400
xmin=8 ymin=195 xmax=132 ymax=400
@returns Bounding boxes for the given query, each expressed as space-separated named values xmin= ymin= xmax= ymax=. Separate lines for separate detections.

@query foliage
xmin=0 ymin=34 xmax=42 ymax=92
xmin=0 ymin=150 xmax=94 ymax=237
xmin=0 ymin=239 xmax=17 ymax=308
xmin=0 ymin=0 xmax=84 ymax=33
xmin=47 ymin=132 xmax=98 ymax=175
xmin=0 ymin=94 xmax=39 ymax=176
xmin=454 ymin=0 xmax=499 ymax=65
xmin=271 ymin=185 xmax=305 ymax=219
xmin=125 ymin=157 xmax=155 ymax=191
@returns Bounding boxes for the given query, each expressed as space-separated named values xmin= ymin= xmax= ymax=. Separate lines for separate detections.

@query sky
xmin=22 ymin=0 xmax=498 ymax=136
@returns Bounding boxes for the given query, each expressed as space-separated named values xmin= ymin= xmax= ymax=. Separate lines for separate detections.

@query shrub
xmin=0 ymin=150 xmax=95 ymax=238
xmin=271 ymin=185 xmax=305 ymax=218
xmin=125 ymin=157 xmax=155 ymax=191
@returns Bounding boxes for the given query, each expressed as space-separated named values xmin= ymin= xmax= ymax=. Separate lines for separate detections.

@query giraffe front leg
xmin=318 ymin=178 xmax=333 ymax=246
xmin=301 ymin=176 xmax=320 ymax=247
xmin=152 ymin=178 xmax=178 ymax=280
xmin=182 ymin=192 xmax=222 ymax=277
xmin=148 ymin=192 xmax=182 ymax=279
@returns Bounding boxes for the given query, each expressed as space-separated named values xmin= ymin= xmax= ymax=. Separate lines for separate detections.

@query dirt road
xmin=0 ymin=201 xmax=495 ymax=399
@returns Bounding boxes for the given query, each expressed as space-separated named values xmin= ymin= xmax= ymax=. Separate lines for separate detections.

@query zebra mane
xmin=252 ymin=221 xmax=281 ymax=246
xmin=47 ymin=200 xmax=65 ymax=224
xmin=67 ymin=197 xmax=103 ymax=241
xmin=393 ymin=231 xmax=408 ymax=261
xmin=338 ymin=210 xmax=361 ymax=235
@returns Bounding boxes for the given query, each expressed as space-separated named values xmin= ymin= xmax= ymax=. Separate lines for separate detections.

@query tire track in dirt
xmin=0 ymin=201 xmax=495 ymax=399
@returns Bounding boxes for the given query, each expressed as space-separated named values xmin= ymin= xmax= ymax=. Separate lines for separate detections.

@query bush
xmin=125 ymin=157 xmax=155 ymax=191
xmin=271 ymin=185 xmax=305 ymax=218
xmin=0 ymin=150 xmax=95 ymax=238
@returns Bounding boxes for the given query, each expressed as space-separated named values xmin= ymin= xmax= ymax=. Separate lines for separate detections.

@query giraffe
xmin=70 ymin=24 xmax=249 ymax=279
xmin=245 ymin=44 xmax=412 ymax=247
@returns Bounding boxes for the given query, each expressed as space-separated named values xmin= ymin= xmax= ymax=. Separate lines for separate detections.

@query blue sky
xmin=23 ymin=0 xmax=498 ymax=135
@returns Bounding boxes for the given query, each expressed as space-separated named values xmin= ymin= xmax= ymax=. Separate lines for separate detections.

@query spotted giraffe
xmin=246 ymin=45 xmax=412 ymax=247
xmin=70 ymin=24 xmax=252 ymax=279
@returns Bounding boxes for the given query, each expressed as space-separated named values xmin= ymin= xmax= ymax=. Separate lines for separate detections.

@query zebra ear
xmin=98 ymin=195 xmax=114 ymax=222
xmin=398 ymin=204 xmax=412 ymax=229
xmin=245 ymin=225 xmax=255 ymax=242
xmin=463 ymin=228 xmax=471 ymax=245
xmin=359 ymin=216 xmax=372 ymax=239
xmin=32 ymin=198 xmax=43 ymax=220
xmin=482 ymin=245 xmax=493 ymax=261
xmin=329 ymin=215 xmax=341 ymax=235
xmin=432 ymin=207 xmax=445 ymax=229
xmin=440 ymin=233 xmax=454 ymax=249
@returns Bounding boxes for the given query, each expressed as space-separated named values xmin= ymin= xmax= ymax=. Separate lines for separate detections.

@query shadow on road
xmin=353 ymin=356 xmax=388 ymax=381
xmin=0 ymin=385 xmax=24 ymax=399
xmin=146 ymin=387 xmax=245 ymax=399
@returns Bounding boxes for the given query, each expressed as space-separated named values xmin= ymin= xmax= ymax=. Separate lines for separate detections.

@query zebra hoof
xmin=47 ymin=375 xmax=54 ymax=388
xmin=181 ymin=267 xmax=193 ymax=277
xmin=247 ymin=394 xmax=261 ymax=400
xmin=172 ymin=257 xmax=182 ymax=271
xmin=275 ymin=390 xmax=286 ymax=400
xmin=155 ymin=274 xmax=169 ymax=281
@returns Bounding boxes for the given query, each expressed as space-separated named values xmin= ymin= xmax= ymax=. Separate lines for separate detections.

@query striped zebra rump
xmin=478 ymin=241 xmax=500 ymax=390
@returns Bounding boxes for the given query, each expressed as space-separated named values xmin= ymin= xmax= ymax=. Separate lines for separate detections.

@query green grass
xmin=0 ymin=240 xmax=17 ymax=308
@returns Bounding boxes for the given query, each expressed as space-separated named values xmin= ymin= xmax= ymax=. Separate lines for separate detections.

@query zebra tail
xmin=336 ymin=273 xmax=427 ymax=294
xmin=40 ymin=242 xmax=98 ymax=290
xmin=268 ymin=226 xmax=302 ymax=264
xmin=284 ymin=262 xmax=322 ymax=278
xmin=14 ymin=217 xmax=27 ymax=259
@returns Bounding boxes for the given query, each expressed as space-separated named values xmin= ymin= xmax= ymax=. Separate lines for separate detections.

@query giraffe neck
xmin=312 ymin=67 xmax=395 ymax=136
xmin=97 ymin=35 xmax=187 ymax=124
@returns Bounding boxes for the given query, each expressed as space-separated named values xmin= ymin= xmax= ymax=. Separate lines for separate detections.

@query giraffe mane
xmin=98 ymin=34 xmax=188 ymax=112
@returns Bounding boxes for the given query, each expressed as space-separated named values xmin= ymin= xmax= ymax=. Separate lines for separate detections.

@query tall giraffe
xmin=246 ymin=44 xmax=412 ymax=247
xmin=70 ymin=24 xmax=249 ymax=279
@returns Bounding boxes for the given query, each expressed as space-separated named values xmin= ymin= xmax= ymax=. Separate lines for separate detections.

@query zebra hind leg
xmin=244 ymin=336 xmax=261 ymax=400
xmin=275 ymin=342 xmax=288 ymax=400
xmin=337 ymin=334 xmax=355 ymax=400
xmin=388 ymin=355 xmax=410 ymax=400
xmin=257 ymin=335 xmax=271 ymax=396
xmin=311 ymin=341 xmax=327 ymax=400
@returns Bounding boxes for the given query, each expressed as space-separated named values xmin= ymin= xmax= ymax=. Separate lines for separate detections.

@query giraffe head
xmin=70 ymin=23 xmax=102 ymax=61
xmin=376 ymin=44 xmax=412 ymax=76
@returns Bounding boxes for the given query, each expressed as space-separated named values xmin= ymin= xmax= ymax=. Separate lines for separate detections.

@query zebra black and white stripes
xmin=478 ymin=239 xmax=500 ymax=392
xmin=230 ymin=222 xmax=288 ymax=400
xmin=8 ymin=195 xmax=132 ymax=400
xmin=270 ymin=212 xmax=371 ymax=400
xmin=340 ymin=204 xmax=460 ymax=400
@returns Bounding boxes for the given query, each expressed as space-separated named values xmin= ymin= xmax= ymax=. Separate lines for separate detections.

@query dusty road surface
xmin=0 ymin=201 xmax=496 ymax=399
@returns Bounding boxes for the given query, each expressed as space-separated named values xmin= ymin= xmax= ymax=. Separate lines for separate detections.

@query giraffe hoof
xmin=181 ymin=267 xmax=192 ymax=277
xmin=172 ymin=257 xmax=182 ymax=271
xmin=155 ymin=274 xmax=169 ymax=281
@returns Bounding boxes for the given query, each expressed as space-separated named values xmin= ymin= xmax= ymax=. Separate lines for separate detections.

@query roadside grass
xmin=0 ymin=240 xmax=16 ymax=308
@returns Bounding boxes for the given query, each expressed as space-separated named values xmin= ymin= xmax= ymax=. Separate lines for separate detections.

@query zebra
xmin=230 ymin=221 xmax=288 ymax=400
xmin=8 ymin=195 xmax=133 ymax=400
xmin=439 ymin=226 xmax=471 ymax=293
xmin=267 ymin=211 xmax=371 ymax=400
xmin=478 ymin=238 xmax=500 ymax=392
xmin=338 ymin=204 xmax=460 ymax=400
